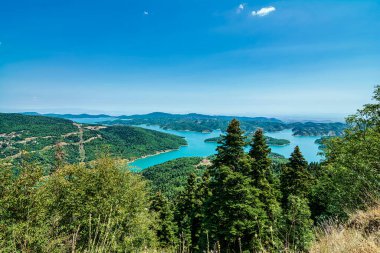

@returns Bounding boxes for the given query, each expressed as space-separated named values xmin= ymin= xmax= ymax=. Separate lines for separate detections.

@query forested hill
xmin=25 ymin=112 xmax=346 ymax=136
xmin=105 ymin=114 xmax=346 ymax=136
xmin=0 ymin=113 xmax=186 ymax=166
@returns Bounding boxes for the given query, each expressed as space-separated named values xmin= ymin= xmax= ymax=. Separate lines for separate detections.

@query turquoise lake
xmin=69 ymin=118 xmax=323 ymax=171
xmin=129 ymin=125 xmax=323 ymax=171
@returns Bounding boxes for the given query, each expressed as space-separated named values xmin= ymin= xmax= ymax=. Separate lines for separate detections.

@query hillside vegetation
xmin=311 ymin=204 xmax=380 ymax=252
xmin=0 ymin=86 xmax=378 ymax=252
xmin=141 ymin=157 xmax=206 ymax=198
xmin=0 ymin=113 xmax=186 ymax=167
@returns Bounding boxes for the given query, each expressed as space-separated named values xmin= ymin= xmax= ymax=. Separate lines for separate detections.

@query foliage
xmin=176 ymin=173 xmax=207 ymax=252
xmin=313 ymin=85 xmax=380 ymax=219
xmin=314 ymin=136 xmax=334 ymax=150
xmin=281 ymin=146 xmax=312 ymax=203
xmin=248 ymin=128 xmax=283 ymax=251
xmin=141 ymin=157 xmax=204 ymax=199
xmin=0 ymin=113 xmax=77 ymax=138
xmin=0 ymin=114 xmax=187 ymax=169
xmin=283 ymin=195 xmax=314 ymax=252
xmin=205 ymin=121 xmax=273 ymax=252
xmin=213 ymin=119 xmax=247 ymax=169
xmin=150 ymin=192 xmax=178 ymax=248
xmin=290 ymin=122 xmax=346 ymax=136
xmin=84 ymin=126 xmax=186 ymax=161
xmin=1 ymin=87 xmax=379 ymax=252
xmin=0 ymin=157 xmax=157 ymax=252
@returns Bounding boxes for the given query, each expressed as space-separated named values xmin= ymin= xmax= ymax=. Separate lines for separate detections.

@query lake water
xmin=68 ymin=118 xmax=323 ymax=170
xmin=130 ymin=125 xmax=323 ymax=171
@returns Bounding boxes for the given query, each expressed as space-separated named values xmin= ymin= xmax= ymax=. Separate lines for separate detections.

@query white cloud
xmin=237 ymin=3 xmax=245 ymax=13
xmin=143 ymin=11 xmax=149 ymax=15
xmin=251 ymin=6 xmax=276 ymax=17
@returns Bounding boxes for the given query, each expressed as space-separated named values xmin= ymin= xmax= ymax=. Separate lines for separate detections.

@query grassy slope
xmin=311 ymin=204 xmax=380 ymax=252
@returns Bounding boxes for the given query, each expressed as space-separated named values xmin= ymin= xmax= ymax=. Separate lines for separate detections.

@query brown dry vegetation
xmin=310 ymin=205 xmax=380 ymax=253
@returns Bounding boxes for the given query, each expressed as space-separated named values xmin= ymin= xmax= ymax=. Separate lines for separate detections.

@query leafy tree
xmin=36 ymin=156 xmax=157 ymax=251
xmin=313 ymin=85 xmax=380 ymax=219
xmin=283 ymin=195 xmax=314 ymax=252
xmin=0 ymin=156 xmax=160 ymax=252
xmin=248 ymin=128 xmax=283 ymax=250
xmin=151 ymin=192 xmax=178 ymax=248
xmin=281 ymin=146 xmax=311 ymax=203
xmin=53 ymin=142 xmax=66 ymax=173
xmin=0 ymin=160 xmax=49 ymax=252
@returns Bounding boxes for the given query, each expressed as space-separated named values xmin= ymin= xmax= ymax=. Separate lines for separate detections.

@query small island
xmin=204 ymin=134 xmax=290 ymax=146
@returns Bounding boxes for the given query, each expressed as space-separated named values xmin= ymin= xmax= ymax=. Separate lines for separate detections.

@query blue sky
xmin=0 ymin=0 xmax=379 ymax=120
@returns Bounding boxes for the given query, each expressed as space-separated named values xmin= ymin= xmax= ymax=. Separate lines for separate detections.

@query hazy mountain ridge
xmin=21 ymin=112 xmax=346 ymax=136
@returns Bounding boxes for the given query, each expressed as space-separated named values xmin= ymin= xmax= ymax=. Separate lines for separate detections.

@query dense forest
xmin=0 ymin=114 xmax=186 ymax=168
xmin=0 ymin=86 xmax=379 ymax=252
xmin=141 ymin=157 xmax=206 ymax=199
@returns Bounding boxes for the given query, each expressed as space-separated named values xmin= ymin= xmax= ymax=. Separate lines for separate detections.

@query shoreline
xmin=127 ymin=145 xmax=187 ymax=164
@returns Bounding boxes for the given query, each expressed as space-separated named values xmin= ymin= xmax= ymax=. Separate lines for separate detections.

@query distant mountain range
xmin=21 ymin=112 xmax=346 ymax=136
xmin=22 ymin=111 xmax=282 ymax=122
xmin=22 ymin=112 xmax=113 ymax=119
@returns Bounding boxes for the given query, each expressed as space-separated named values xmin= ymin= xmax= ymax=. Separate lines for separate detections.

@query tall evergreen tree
xmin=213 ymin=119 xmax=246 ymax=170
xmin=206 ymin=120 xmax=267 ymax=252
xmin=176 ymin=173 xmax=204 ymax=252
xmin=249 ymin=128 xmax=283 ymax=250
xmin=206 ymin=163 xmax=268 ymax=252
xmin=283 ymin=195 xmax=314 ymax=252
xmin=281 ymin=146 xmax=311 ymax=204
xmin=151 ymin=192 xmax=178 ymax=248
xmin=249 ymin=128 xmax=272 ymax=172
xmin=280 ymin=147 xmax=314 ymax=251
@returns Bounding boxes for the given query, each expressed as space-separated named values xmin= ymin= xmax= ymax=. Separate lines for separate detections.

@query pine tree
xmin=205 ymin=120 xmax=268 ymax=252
xmin=206 ymin=163 xmax=267 ymax=252
xmin=249 ymin=128 xmax=283 ymax=250
xmin=176 ymin=173 xmax=204 ymax=252
xmin=280 ymin=147 xmax=314 ymax=251
xmin=151 ymin=192 xmax=178 ymax=248
xmin=281 ymin=146 xmax=311 ymax=204
xmin=283 ymin=195 xmax=314 ymax=252
xmin=213 ymin=119 xmax=246 ymax=170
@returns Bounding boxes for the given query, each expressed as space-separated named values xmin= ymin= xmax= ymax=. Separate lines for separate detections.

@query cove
xmin=130 ymin=125 xmax=323 ymax=171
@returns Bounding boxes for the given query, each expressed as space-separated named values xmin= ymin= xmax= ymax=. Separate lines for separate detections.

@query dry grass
xmin=310 ymin=205 xmax=380 ymax=253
